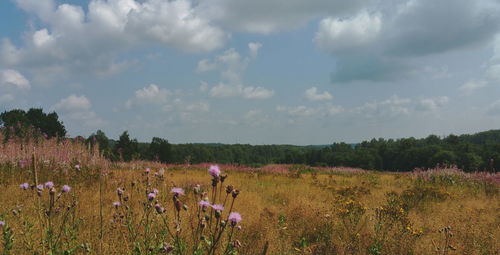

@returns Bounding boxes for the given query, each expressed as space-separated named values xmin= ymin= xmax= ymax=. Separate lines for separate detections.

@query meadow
xmin=0 ymin=136 xmax=499 ymax=254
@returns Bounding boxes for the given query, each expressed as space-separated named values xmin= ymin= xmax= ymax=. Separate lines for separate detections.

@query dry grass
xmin=0 ymin=166 xmax=498 ymax=255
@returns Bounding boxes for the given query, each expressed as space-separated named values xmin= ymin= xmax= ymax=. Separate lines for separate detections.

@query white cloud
xmin=209 ymin=83 xmax=274 ymax=99
xmin=459 ymin=80 xmax=487 ymax=95
xmin=315 ymin=11 xmax=382 ymax=52
xmin=2 ymin=0 xmax=227 ymax=83
xmin=305 ymin=87 xmax=332 ymax=101
xmin=54 ymin=95 xmax=91 ymax=112
xmin=277 ymin=105 xmax=319 ymax=117
xmin=126 ymin=84 xmax=172 ymax=108
xmin=314 ymin=0 xmax=500 ymax=82
xmin=197 ymin=0 xmax=365 ymax=34
xmin=355 ymin=95 xmax=411 ymax=118
xmin=199 ymin=43 xmax=274 ymax=100
xmin=416 ymin=96 xmax=449 ymax=112
xmin=1 ymin=69 xmax=31 ymax=89
xmin=53 ymin=95 xmax=105 ymax=127
xmin=199 ymin=81 xmax=209 ymax=92
xmin=248 ymin=42 xmax=262 ymax=58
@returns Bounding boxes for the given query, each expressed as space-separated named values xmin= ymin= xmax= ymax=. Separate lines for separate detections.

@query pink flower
xmin=212 ymin=204 xmax=224 ymax=211
xmin=113 ymin=201 xmax=121 ymax=208
xmin=148 ymin=192 xmax=156 ymax=200
xmin=171 ymin=187 xmax=184 ymax=196
xmin=19 ymin=183 xmax=29 ymax=190
xmin=44 ymin=181 xmax=54 ymax=189
xmin=209 ymin=165 xmax=221 ymax=177
xmin=145 ymin=168 xmax=151 ymax=174
xmin=228 ymin=212 xmax=242 ymax=226
xmin=75 ymin=165 xmax=81 ymax=170
xmin=62 ymin=185 xmax=71 ymax=193
xmin=198 ymin=200 xmax=211 ymax=208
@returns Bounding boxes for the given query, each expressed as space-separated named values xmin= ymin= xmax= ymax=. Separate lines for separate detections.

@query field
xmin=0 ymin=137 xmax=499 ymax=254
xmin=0 ymin=162 xmax=499 ymax=254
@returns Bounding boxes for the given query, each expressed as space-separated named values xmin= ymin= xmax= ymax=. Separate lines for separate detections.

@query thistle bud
xmin=220 ymin=174 xmax=228 ymax=183
xmin=215 ymin=210 xmax=221 ymax=219
xmin=183 ymin=204 xmax=188 ymax=211
xmin=49 ymin=187 xmax=56 ymax=195
xmin=232 ymin=189 xmax=240 ymax=198
xmin=220 ymin=220 xmax=226 ymax=227
xmin=225 ymin=185 xmax=234 ymax=194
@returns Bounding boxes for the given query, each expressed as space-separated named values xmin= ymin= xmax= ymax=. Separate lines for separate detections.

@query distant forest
xmin=1 ymin=108 xmax=500 ymax=172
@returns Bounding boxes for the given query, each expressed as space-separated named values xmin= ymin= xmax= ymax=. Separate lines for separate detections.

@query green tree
xmin=114 ymin=131 xmax=139 ymax=161
xmin=148 ymin=137 xmax=172 ymax=163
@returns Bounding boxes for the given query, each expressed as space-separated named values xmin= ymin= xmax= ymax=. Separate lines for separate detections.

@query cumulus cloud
xmin=416 ymin=96 xmax=449 ymax=112
xmin=209 ymin=83 xmax=274 ymax=99
xmin=53 ymin=95 xmax=105 ymax=127
xmin=126 ymin=84 xmax=172 ymax=108
xmin=354 ymin=95 xmax=411 ymax=119
xmin=0 ymin=69 xmax=30 ymax=89
xmin=248 ymin=42 xmax=262 ymax=58
xmin=277 ymin=103 xmax=343 ymax=119
xmin=315 ymin=0 xmax=500 ymax=82
xmin=1 ymin=0 xmax=226 ymax=83
xmin=199 ymin=43 xmax=274 ymax=100
xmin=314 ymin=11 xmax=382 ymax=53
xmin=305 ymin=87 xmax=332 ymax=101
xmin=197 ymin=0 xmax=365 ymax=34
xmin=459 ymin=80 xmax=488 ymax=95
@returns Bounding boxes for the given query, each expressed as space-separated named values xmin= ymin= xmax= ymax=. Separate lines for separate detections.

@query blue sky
xmin=1 ymin=0 xmax=500 ymax=145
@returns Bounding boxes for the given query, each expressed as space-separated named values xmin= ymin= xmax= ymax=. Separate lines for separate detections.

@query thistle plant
xmin=110 ymin=165 xmax=243 ymax=255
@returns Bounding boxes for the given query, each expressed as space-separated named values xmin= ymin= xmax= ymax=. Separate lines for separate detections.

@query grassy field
xmin=0 ymin=164 xmax=498 ymax=255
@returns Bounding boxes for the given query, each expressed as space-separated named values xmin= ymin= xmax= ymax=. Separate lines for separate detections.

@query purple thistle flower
xmin=152 ymin=188 xmax=159 ymax=194
xmin=44 ymin=181 xmax=54 ymax=189
xmin=198 ymin=200 xmax=211 ymax=208
xmin=62 ymin=185 xmax=71 ymax=193
xmin=19 ymin=182 xmax=29 ymax=190
xmin=209 ymin=165 xmax=221 ymax=177
xmin=228 ymin=212 xmax=242 ymax=225
xmin=75 ymin=164 xmax=81 ymax=170
xmin=212 ymin=204 xmax=224 ymax=211
xmin=145 ymin=168 xmax=151 ymax=174
xmin=147 ymin=192 xmax=156 ymax=200
xmin=171 ymin=187 xmax=184 ymax=196
xmin=155 ymin=203 xmax=165 ymax=214
xmin=113 ymin=201 xmax=121 ymax=208
xmin=0 ymin=221 xmax=4 ymax=227
xmin=36 ymin=184 xmax=44 ymax=190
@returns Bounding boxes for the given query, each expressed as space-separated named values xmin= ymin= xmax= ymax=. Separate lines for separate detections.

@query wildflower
xmin=112 ymin=201 xmax=121 ymax=208
xmin=152 ymin=188 xmax=159 ymax=194
xmin=225 ymin=185 xmax=234 ymax=194
xmin=75 ymin=164 xmax=80 ymax=170
xmin=198 ymin=200 xmax=211 ymax=209
xmin=237 ymin=225 xmax=242 ymax=230
xmin=232 ymin=189 xmax=240 ymax=198
xmin=117 ymin=188 xmax=124 ymax=196
xmin=148 ymin=192 xmax=156 ymax=200
xmin=19 ymin=182 xmax=29 ymax=190
xmin=145 ymin=168 xmax=151 ymax=174
xmin=220 ymin=174 xmax=228 ymax=183
xmin=155 ymin=203 xmax=165 ymax=214
xmin=62 ymin=185 xmax=71 ymax=193
xmin=0 ymin=221 xmax=4 ymax=227
xmin=228 ymin=212 xmax=242 ymax=226
xmin=36 ymin=184 xmax=44 ymax=190
xmin=209 ymin=165 xmax=220 ymax=177
xmin=44 ymin=181 xmax=54 ymax=189
xmin=212 ymin=204 xmax=224 ymax=211
xmin=171 ymin=187 xmax=184 ymax=196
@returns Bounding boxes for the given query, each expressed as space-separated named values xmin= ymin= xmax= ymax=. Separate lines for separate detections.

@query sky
xmin=1 ymin=0 xmax=500 ymax=145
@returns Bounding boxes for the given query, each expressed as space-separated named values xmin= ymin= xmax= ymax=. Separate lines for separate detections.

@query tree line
xmin=1 ymin=108 xmax=500 ymax=172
